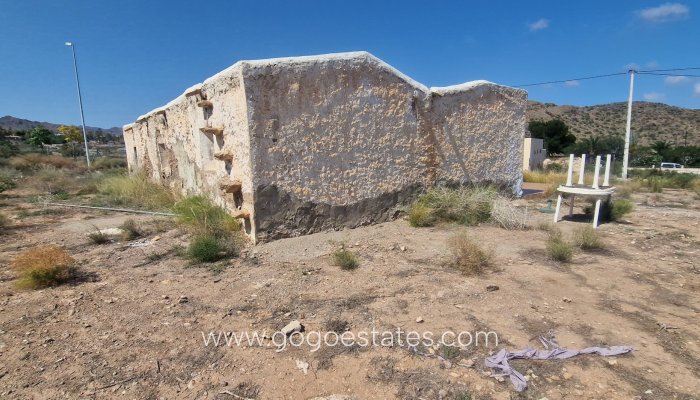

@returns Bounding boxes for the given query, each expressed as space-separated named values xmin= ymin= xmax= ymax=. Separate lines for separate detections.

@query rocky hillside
xmin=0 ymin=115 xmax=121 ymax=136
xmin=527 ymin=101 xmax=700 ymax=146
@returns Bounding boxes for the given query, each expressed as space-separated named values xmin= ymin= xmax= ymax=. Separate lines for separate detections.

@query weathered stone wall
xmin=430 ymin=82 xmax=526 ymax=194
xmin=241 ymin=54 xmax=433 ymax=240
xmin=124 ymin=51 xmax=527 ymax=243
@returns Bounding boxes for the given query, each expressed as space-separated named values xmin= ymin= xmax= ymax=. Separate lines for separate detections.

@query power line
xmin=513 ymin=72 xmax=627 ymax=88
xmin=637 ymin=67 xmax=700 ymax=73
xmin=637 ymin=72 xmax=700 ymax=78
xmin=513 ymin=66 xmax=700 ymax=88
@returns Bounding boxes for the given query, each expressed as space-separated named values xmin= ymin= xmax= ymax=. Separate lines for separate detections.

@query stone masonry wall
xmin=124 ymin=52 xmax=527 ymax=243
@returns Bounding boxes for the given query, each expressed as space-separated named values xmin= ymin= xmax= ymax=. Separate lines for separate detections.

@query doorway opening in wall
xmin=132 ymin=147 xmax=138 ymax=171
xmin=233 ymin=190 xmax=243 ymax=209
xmin=242 ymin=217 xmax=251 ymax=235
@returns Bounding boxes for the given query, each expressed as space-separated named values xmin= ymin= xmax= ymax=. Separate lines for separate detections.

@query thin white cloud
xmin=643 ymin=92 xmax=666 ymax=101
xmin=564 ymin=80 xmax=580 ymax=87
xmin=529 ymin=18 xmax=550 ymax=31
xmin=694 ymin=83 xmax=700 ymax=96
xmin=638 ymin=3 xmax=689 ymax=23
xmin=665 ymin=75 xmax=690 ymax=85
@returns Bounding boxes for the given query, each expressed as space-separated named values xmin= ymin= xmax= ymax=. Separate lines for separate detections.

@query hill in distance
xmin=527 ymin=101 xmax=700 ymax=147
xmin=0 ymin=115 xmax=122 ymax=136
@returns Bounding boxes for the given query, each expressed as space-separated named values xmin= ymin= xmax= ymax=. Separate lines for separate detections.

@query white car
xmin=660 ymin=162 xmax=684 ymax=169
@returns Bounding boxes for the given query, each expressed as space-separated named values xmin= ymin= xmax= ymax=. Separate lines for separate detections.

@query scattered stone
xmin=178 ymin=296 xmax=188 ymax=304
xmin=458 ymin=358 xmax=474 ymax=368
xmin=281 ymin=320 xmax=303 ymax=336
xmin=562 ymin=297 xmax=572 ymax=303
xmin=486 ymin=285 xmax=499 ymax=292
xmin=563 ymin=372 xmax=573 ymax=380
xmin=607 ymin=359 xmax=618 ymax=366
xmin=295 ymin=359 xmax=309 ymax=375
xmin=415 ymin=316 xmax=424 ymax=323
xmin=400 ymin=246 xmax=407 ymax=252
xmin=153 ymin=236 xmax=161 ymax=241
xmin=162 ymin=295 xmax=169 ymax=300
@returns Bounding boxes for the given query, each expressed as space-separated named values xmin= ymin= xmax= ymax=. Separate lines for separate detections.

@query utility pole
xmin=65 ymin=42 xmax=91 ymax=168
xmin=622 ymin=69 xmax=635 ymax=179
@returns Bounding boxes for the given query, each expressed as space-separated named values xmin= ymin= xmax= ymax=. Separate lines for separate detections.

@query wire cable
xmin=513 ymin=72 xmax=627 ymax=88
xmin=637 ymin=67 xmax=700 ymax=73
xmin=637 ymin=72 xmax=700 ymax=78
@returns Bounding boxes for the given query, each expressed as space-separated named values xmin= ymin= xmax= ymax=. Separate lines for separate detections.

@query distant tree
xmin=58 ymin=125 xmax=83 ymax=159
xmin=26 ymin=127 xmax=54 ymax=153
xmin=652 ymin=140 xmax=673 ymax=160
xmin=528 ymin=119 xmax=576 ymax=155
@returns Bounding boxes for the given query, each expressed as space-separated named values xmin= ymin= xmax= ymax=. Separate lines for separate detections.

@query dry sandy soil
xmin=0 ymin=188 xmax=698 ymax=399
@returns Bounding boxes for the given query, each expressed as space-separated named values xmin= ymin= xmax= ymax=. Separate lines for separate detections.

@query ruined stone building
xmin=123 ymin=52 xmax=527 ymax=242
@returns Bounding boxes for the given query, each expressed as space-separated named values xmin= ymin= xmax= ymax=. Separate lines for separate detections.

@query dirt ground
xmin=0 ymin=188 xmax=698 ymax=399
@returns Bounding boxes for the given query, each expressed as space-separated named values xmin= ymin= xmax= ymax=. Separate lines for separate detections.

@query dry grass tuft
xmin=572 ymin=225 xmax=604 ymax=250
xmin=10 ymin=154 xmax=83 ymax=171
xmin=490 ymin=196 xmax=528 ymax=230
xmin=448 ymin=233 xmax=493 ymax=275
xmin=119 ymin=219 xmax=143 ymax=241
xmin=11 ymin=245 xmax=77 ymax=289
xmin=546 ymin=229 xmax=573 ymax=263
xmin=332 ymin=248 xmax=359 ymax=270
xmin=96 ymin=173 xmax=176 ymax=211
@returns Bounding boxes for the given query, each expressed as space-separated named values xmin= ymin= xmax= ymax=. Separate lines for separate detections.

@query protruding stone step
xmin=232 ymin=209 xmax=250 ymax=219
xmin=197 ymin=100 xmax=213 ymax=108
xmin=214 ymin=151 xmax=233 ymax=161
xmin=200 ymin=127 xmax=224 ymax=135
xmin=185 ymin=87 xmax=201 ymax=97
xmin=218 ymin=178 xmax=242 ymax=193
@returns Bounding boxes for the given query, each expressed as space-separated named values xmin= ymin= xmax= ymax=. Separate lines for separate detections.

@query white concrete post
xmin=592 ymin=198 xmax=602 ymax=228
xmin=622 ymin=70 xmax=635 ymax=180
xmin=592 ymin=155 xmax=601 ymax=189
xmin=603 ymin=154 xmax=612 ymax=187
xmin=565 ymin=154 xmax=574 ymax=186
xmin=578 ymin=154 xmax=586 ymax=185
xmin=553 ymin=194 xmax=563 ymax=223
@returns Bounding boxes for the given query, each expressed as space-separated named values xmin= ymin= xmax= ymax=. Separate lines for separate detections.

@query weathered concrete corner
xmin=124 ymin=51 xmax=527 ymax=243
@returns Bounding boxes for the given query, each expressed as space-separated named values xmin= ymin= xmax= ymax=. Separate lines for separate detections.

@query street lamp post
xmin=65 ymin=42 xmax=91 ymax=168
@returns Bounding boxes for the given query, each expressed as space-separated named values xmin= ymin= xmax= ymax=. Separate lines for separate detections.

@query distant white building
xmin=523 ymin=138 xmax=546 ymax=171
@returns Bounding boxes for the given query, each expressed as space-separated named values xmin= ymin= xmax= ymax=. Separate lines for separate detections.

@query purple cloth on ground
xmin=484 ymin=341 xmax=634 ymax=391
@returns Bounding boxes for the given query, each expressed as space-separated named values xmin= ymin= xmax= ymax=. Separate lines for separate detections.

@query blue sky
xmin=0 ymin=1 xmax=698 ymax=128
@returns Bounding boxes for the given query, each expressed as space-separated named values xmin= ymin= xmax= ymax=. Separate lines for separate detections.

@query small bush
xmin=97 ymin=173 xmax=176 ymax=211
xmin=448 ymin=233 xmax=493 ymax=275
xmin=188 ymin=235 xmax=236 ymax=263
xmin=173 ymin=196 xmax=241 ymax=237
xmin=0 ymin=212 xmax=9 ymax=231
xmin=325 ymin=319 xmax=351 ymax=334
xmin=11 ymin=245 xmax=77 ymax=289
xmin=332 ymin=248 xmax=359 ymax=270
xmin=24 ymin=167 xmax=80 ymax=195
xmin=408 ymin=203 xmax=436 ymax=227
xmin=92 ymin=157 xmax=127 ymax=170
xmin=87 ymin=227 xmax=110 ymax=244
xmin=0 ymin=167 xmax=18 ymax=193
xmin=611 ymin=199 xmax=634 ymax=221
xmin=572 ymin=226 xmax=603 ymax=250
xmin=10 ymin=154 xmax=82 ymax=171
xmin=119 ymin=219 xmax=143 ymax=241
xmin=546 ymin=230 xmax=573 ymax=262
xmin=411 ymin=186 xmax=497 ymax=227
xmin=490 ymin=197 xmax=528 ymax=230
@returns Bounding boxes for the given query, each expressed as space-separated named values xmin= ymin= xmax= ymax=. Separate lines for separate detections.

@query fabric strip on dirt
xmin=485 ymin=340 xmax=634 ymax=391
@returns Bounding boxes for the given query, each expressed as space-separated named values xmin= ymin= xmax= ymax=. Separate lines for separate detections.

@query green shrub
xmin=87 ymin=227 xmax=110 ymax=244
xmin=92 ymin=157 xmax=127 ymax=170
xmin=0 ymin=167 xmax=18 ymax=193
xmin=96 ymin=173 xmax=176 ymax=211
xmin=411 ymin=186 xmax=497 ymax=226
xmin=11 ymin=245 xmax=77 ymax=289
xmin=188 ymin=235 xmax=236 ymax=263
xmin=332 ymin=248 xmax=359 ymax=270
xmin=119 ymin=218 xmax=143 ymax=241
xmin=611 ymin=199 xmax=634 ymax=221
xmin=572 ymin=225 xmax=604 ymax=250
xmin=448 ymin=233 xmax=493 ymax=275
xmin=546 ymin=230 xmax=573 ymax=262
xmin=173 ymin=196 xmax=241 ymax=237
xmin=408 ymin=203 xmax=436 ymax=227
